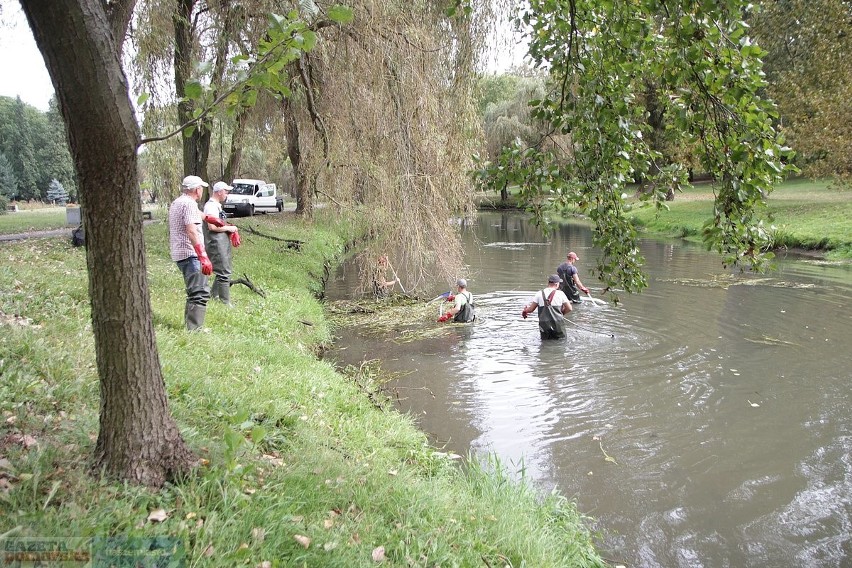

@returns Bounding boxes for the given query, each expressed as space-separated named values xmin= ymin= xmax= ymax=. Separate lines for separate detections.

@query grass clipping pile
xmin=326 ymin=295 xmax=452 ymax=343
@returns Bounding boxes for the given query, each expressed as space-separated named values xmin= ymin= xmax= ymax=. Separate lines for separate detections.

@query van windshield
xmin=230 ymin=183 xmax=255 ymax=196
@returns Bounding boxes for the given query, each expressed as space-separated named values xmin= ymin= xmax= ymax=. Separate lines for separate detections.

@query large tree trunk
xmin=283 ymin=98 xmax=312 ymax=216
xmin=224 ymin=109 xmax=249 ymax=182
xmin=174 ymin=0 xmax=211 ymax=180
xmin=21 ymin=0 xmax=194 ymax=487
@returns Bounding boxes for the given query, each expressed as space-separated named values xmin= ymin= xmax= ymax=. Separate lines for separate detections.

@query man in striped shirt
xmin=169 ymin=175 xmax=213 ymax=330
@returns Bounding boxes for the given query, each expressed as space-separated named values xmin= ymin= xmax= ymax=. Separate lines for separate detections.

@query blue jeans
xmin=176 ymin=257 xmax=210 ymax=306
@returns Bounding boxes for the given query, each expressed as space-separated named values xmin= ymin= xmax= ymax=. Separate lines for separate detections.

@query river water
xmin=326 ymin=211 xmax=852 ymax=568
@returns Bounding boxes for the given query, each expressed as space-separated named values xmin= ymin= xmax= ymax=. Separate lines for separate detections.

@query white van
xmin=223 ymin=179 xmax=284 ymax=216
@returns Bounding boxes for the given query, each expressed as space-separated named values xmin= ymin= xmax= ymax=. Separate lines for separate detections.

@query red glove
xmin=229 ymin=229 xmax=241 ymax=248
xmin=521 ymin=310 xmax=528 ymax=319
xmin=582 ymin=287 xmax=590 ymax=294
xmin=437 ymin=313 xmax=452 ymax=323
xmin=446 ymin=294 xmax=455 ymax=302
xmin=194 ymin=243 xmax=213 ymax=276
xmin=203 ymin=214 xmax=226 ymax=228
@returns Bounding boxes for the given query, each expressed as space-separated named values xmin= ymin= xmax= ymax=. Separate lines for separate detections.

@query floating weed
xmin=327 ymin=297 xmax=452 ymax=343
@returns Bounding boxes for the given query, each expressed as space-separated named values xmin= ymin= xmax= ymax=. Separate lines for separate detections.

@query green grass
xmin=0 ymin=205 xmax=164 ymax=235
xmin=0 ymin=207 xmax=70 ymax=233
xmin=0 ymin=213 xmax=605 ymax=567
xmin=625 ymin=178 xmax=852 ymax=259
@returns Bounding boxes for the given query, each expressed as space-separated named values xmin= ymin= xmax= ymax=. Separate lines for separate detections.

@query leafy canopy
xmin=474 ymin=0 xmax=794 ymax=295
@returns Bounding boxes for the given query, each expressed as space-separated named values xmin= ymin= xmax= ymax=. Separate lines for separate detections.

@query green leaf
xmin=184 ymin=81 xmax=203 ymax=100
xmin=267 ymin=13 xmax=287 ymax=31
xmin=224 ymin=429 xmax=243 ymax=452
xmin=250 ymin=426 xmax=267 ymax=444
xmin=242 ymin=90 xmax=258 ymax=107
xmin=328 ymin=5 xmax=354 ymax=24
xmin=300 ymin=29 xmax=317 ymax=52
xmin=136 ymin=92 xmax=150 ymax=106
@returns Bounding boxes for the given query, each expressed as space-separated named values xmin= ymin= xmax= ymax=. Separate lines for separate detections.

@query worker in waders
xmin=373 ymin=255 xmax=400 ymax=299
xmin=437 ymin=278 xmax=476 ymax=323
xmin=556 ymin=251 xmax=591 ymax=304
xmin=202 ymin=181 xmax=241 ymax=305
xmin=521 ymin=274 xmax=572 ymax=339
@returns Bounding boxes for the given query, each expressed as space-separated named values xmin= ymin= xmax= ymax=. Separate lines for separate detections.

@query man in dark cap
xmin=521 ymin=274 xmax=573 ymax=339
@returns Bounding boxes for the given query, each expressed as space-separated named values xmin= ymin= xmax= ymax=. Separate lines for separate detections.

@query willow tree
xmin=131 ymin=0 xmax=245 ymax=183
xmin=477 ymin=0 xmax=794 ymax=296
xmin=277 ymin=0 xmax=496 ymax=289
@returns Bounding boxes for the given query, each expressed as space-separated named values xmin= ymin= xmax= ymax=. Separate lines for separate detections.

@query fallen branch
xmin=244 ymin=225 xmax=304 ymax=250
xmin=230 ymin=273 xmax=266 ymax=297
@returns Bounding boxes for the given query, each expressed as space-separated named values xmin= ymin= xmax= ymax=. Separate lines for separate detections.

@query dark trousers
xmin=177 ymin=257 xmax=210 ymax=330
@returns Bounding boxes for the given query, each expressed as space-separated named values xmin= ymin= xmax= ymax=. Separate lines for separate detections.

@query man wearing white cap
xmin=168 ymin=175 xmax=212 ymax=330
xmin=437 ymin=278 xmax=475 ymax=323
xmin=556 ymin=251 xmax=590 ymax=304
xmin=202 ymin=181 xmax=240 ymax=305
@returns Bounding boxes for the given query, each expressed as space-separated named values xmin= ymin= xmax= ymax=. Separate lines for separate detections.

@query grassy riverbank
xmin=477 ymin=178 xmax=852 ymax=260
xmin=0 ymin=213 xmax=605 ymax=567
xmin=626 ymin=178 xmax=852 ymax=259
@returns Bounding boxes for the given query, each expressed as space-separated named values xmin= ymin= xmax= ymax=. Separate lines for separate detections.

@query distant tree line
xmin=0 ymin=95 xmax=77 ymax=203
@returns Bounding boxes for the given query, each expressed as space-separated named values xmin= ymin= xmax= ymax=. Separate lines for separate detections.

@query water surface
xmin=327 ymin=212 xmax=852 ymax=568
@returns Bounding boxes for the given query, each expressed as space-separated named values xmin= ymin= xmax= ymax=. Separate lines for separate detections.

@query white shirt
xmin=454 ymin=291 xmax=472 ymax=310
xmin=203 ymin=199 xmax=224 ymax=219
xmin=530 ymin=287 xmax=569 ymax=310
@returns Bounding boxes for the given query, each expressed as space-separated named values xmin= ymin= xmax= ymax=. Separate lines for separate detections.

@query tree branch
xmin=105 ymin=0 xmax=136 ymax=52
xmin=243 ymin=226 xmax=304 ymax=250
xmin=229 ymin=273 xmax=266 ymax=297
xmin=140 ymin=25 xmax=303 ymax=146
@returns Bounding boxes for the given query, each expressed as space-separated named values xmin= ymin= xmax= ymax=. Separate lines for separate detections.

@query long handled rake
xmin=386 ymin=261 xmax=407 ymax=294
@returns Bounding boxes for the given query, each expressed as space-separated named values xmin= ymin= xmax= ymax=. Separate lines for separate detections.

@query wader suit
xmin=537 ymin=288 xmax=566 ymax=339
xmin=202 ymin=200 xmax=233 ymax=304
xmin=453 ymin=291 xmax=476 ymax=323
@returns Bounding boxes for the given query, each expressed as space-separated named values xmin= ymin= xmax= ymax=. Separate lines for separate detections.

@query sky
xmin=0 ymin=2 xmax=526 ymax=113
xmin=0 ymin=3 xmax=54 ymax=111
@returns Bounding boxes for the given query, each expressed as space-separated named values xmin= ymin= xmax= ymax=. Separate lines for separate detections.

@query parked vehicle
xmin=223 ymin=179 xmax=284 ymax=216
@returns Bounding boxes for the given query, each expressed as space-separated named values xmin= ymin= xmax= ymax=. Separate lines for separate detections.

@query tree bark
xmin=224 ymin=109 xmax=249 ymax=182
xmin=21 ymin=0 xmax=194 ymax=487
xmin=283 ymin=98 xmax=312 ymax=216
xmin=174 ymin=0 xmax=211 ymax=180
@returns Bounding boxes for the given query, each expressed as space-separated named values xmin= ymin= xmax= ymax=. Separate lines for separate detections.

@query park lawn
xmin=0 ymin=205 xmax=163 ymax=235
xmin=0 ymin=213 xmax=605 ymax=567
xmin=626 ymin=178 xmax=852 ymax=258
xmin=0 ymin=207 xmax=69 ymax=234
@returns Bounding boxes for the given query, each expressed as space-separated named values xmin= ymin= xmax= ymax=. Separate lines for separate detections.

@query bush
xmin=0 ymin=194 xmax=8 ymax=215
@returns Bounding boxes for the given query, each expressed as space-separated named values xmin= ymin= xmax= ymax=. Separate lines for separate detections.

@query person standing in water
xmin=521 ymin=274 xmax=572 ymax=339
xmin=556 ymin=251 xmax=591 ymax=304
xmin=437 ymin=278 xmax=475 ymax=323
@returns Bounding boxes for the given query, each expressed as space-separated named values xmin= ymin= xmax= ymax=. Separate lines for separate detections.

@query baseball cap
xmin=567 ymin=251 xmax=579 ymax=261
xmin=456 ymin=278 xmax=467 ymax=288
xmin=212 ymin=181 xmax=232 ymax=193
xmin=181 ymin=175 xmax=208 ymax=190
xmin=548 ymin=274 xmax=562 ymax=283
